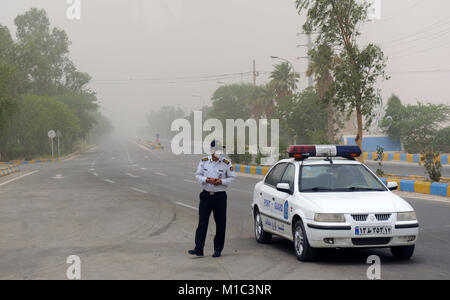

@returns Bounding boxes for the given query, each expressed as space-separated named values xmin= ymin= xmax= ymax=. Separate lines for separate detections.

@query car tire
xmin=390 ymin=245 xmax=415 ymax=260
xmin=254 ymin=209 xmax=272 ymax=244
xmin=293 ymin=220 xmax=317 ymax=262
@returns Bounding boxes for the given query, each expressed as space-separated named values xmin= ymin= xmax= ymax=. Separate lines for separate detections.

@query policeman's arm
xmin=195 ymin=161 xmax=207 ymax=184
xmin=222 ymin=164 xmax=236 ymax=186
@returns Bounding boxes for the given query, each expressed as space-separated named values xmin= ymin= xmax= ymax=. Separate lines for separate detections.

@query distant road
xmin=364 ymin=160 xmax=450 ymax=178
xmin=1 ymin=139 xmax=449 ymax=279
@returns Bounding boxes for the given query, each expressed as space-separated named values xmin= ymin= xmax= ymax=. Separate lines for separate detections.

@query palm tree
xmin=269 ymin=62 xmax=300 ymax=101
xmin=306 ymin=43 xmax=340 ymax=143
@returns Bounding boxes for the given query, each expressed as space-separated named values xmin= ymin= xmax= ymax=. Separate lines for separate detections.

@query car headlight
xmin=397 ymin=212 xmax=417 ymax=221
xmin=314 ymin=213 xmax=346 ymax=223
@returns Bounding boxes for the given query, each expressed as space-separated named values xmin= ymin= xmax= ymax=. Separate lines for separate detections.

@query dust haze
xmin=1 ymin=0 xmax=449 ymax=137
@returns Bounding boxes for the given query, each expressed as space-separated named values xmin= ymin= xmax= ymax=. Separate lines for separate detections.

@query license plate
xmin=355 ymin=226 xmax=392 ymax=236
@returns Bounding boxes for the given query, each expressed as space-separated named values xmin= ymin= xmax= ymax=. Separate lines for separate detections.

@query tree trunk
xmin=327 ymin=100 xmax=334 ymax=143
xmin=355 ymin=103 xmax=364 ymax=163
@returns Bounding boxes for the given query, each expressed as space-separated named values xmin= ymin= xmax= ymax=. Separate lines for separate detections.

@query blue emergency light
xmin=288 ymin=145 xmax=362 ymax=160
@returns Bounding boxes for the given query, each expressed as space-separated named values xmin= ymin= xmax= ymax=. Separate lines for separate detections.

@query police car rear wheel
xmin=390 ymin=245 xmax=415 ymax=260
xmin=293 ymin=220 xmax=316 ymax=262
xmin=254 ymin=210 xmax=272 ymax=244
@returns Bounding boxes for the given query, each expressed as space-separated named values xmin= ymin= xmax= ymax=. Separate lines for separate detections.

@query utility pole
xmin=297 ymin=32 xmax=315 ymax=87
xmin=253 ymin=60 xmax=256 ymax=86
xmin=307 ymin=34 xmax=314 ymax=87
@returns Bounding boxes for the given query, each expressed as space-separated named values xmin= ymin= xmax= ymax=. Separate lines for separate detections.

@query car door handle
xmin=272 ymin=197 xmax=275 ymax=201
xmin=260 ymin=192 xmax=262 ymax=196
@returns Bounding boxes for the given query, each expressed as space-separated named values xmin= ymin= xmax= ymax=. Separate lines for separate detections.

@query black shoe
xmin=212 ymin=251 xmax=221 ymax=258
xmin=188 ymin=249 xmax=204 ymax=257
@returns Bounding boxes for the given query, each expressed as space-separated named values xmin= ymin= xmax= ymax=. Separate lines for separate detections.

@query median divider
xmin=233 ymin=163 xmax=450 ymax=198
xmin=2 ymin=158 xmax=60 ymax=165
xmin=363 ymin=152 xmax=449 ymax=165
xmin=0 ymin=165 xmax=20 ymax=178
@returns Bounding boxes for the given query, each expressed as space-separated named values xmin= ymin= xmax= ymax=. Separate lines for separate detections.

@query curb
xmin=0 ymin=165 xmax=20 ymax=178
xmin=232 ymin=163 xmax=450 ymax=198
xmin=1 ymin=158 xmax=60 ymax=165
xmin=363 ymin=152 xmax=449 ymax=165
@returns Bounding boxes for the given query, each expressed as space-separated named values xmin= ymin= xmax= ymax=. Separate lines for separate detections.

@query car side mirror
xmin=276 ymin=183 xmax=292 ymax=194
xmin=387 ymin=182 xmax=398 ymax=191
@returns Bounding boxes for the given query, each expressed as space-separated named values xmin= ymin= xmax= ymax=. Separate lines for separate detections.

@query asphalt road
xmin=1 ymin=139 xmax=449 ymax=280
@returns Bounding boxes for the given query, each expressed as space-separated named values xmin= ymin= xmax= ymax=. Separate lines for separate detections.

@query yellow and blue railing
xmin=363 ymin=152 xmax=449 ymax=165
xmin=0 ymin=165 xmax=20 ymax=177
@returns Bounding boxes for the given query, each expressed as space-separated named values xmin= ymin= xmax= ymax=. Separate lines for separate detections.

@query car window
xmin=265 ymin=163 xmax=287 ymax=187
xmin=300 ymin=164 xmax=387 ymax=192
xmin=280 ymin=164 xmax=296 ymax=193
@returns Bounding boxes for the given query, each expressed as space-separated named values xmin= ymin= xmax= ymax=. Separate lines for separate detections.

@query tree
xmin=208 ymin=84 xmax=265 ymax=122
xmin=381 ymin=95 xmax=450 ymax=153
xmin=296 ymin=0 xmax=389 ymax=156
xmin=279 ymin=88 xmax=328 ymax=145
xmin=307 ymin=43 xmax=340 ymax=143
xmin=1 ymin=95 xmax=80 ymax=160
xmin=0 ymin=25 xmax=17 ymax=136
xmin=14 ymin=8 xmax=72 ymax=96
xmin=269 ymin=62 xmax=300 ymax=101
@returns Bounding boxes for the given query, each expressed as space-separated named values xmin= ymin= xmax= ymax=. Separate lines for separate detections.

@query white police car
xmin=251 ymin=145 xmax=419 ymax=261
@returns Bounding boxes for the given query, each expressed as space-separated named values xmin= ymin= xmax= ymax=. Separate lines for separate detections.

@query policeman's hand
xmin=214 ymin=179 xmax=223 ymax=186
xmin=206 ymin=177 xmax=215 ymax=184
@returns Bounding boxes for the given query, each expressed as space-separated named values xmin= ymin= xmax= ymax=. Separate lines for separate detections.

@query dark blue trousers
xmin=194 ymin=191 xmax=227 ymax=253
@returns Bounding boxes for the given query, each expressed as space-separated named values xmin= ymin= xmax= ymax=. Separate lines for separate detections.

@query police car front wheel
xmin=293 ymin=220 xmax=317 ymax=262
xmin=254 ymin=209 xmax=272 ymax=244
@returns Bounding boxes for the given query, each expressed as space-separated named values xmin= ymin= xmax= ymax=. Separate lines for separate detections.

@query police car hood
xmin=301 ymin=191 xmax=412 ymax=214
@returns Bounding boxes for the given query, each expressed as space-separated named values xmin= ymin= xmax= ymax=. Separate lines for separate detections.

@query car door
xmin=272 ymin=163 xmax=296 ymax=235
xmin=259 ymin=163 xmax=287 ymax=232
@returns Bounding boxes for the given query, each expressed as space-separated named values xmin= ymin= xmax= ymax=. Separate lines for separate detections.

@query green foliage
xmin=434 ymin=126 xmax=450 ymax=153
xmin=296 ymin=0 xmax=389 ymax=151
xmin=208 ymin=84 xmax=266 ymax=122
xmin=277 ymin=88 xmax=328 ymax=145
xmin=269 ymin=62 xmax=300 ymax=100
xmin=419 ymin=149 xmax=442 ymax=182
xmin=0 ymin=8 xmax=104 ymax=160
xmin=1 ymin=95 xmax=80 ymax=160
xmin=381 ymin=95 xmax=450 ymax=153
xmin=375 ymin=145 xmax=384 ymax=176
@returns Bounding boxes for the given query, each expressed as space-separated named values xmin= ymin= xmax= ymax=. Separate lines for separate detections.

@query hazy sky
xmin=1 ymin=0 xmax=449 ymax=135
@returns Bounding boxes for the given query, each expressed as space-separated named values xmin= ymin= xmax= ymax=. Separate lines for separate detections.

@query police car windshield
xmin=300 ymin=164 xmax=387 ymax=193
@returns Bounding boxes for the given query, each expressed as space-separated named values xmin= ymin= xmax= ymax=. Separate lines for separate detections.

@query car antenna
xmin=324 ymin=149 xmax=333 ymax=164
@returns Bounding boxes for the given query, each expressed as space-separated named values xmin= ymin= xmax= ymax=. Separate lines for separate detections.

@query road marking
xmin=130 ymin=187 xmax=148 ymax=194
xmin=92 ymin=172 xmax=99 ymax=177
xmin=184 ymin=179 xmax=197 ymax=184
xmin=140 ymin=168 xmax=147 ymax=171
xmin=176 ymin=202 xmax=198 ymax=211
xmin=52 ymin=174 xmax=65 ymax=179
xmin=90 ymin=168 xmax=95 ymax=171
xmin=155 ymin=172 xmax=168 ymax=177
xmin=104 ymin=179 xmax=116 ymax=184
xmin=0 ymin=171 xmax=39 ymax=187
xmin=126 ymin=173 xmax=140 ymax=178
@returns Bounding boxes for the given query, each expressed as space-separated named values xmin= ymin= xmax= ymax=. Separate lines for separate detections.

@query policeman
xmin=188 ymin=140 xmax=236 ymax=258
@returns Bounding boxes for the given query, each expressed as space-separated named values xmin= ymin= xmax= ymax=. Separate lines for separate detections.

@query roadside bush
xmin=419 ymin=149 xmax=442 ymax=182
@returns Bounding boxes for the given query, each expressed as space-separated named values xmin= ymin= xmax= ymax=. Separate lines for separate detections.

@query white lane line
xmin=176 ymin=202 xmax=198 ymax=211
xmin=92 ymin=172 xmax=99 ymax=177
xmin=0 ymin=170 xmax=40 ymax=187
xmin=231 ymin=187 xmax=252 ymax=194
xmin=184 ymin=179 xmax=197 ymax=184
xmin=125 ymin=173 xmax=140 ymax=178
xmin=140 ymin=168 xmax=147 ymax=171
xmin=130 ymin=187 xmax=148 ymax=194
xmin=90 ymin=168 xmax=95 ymax=171
xmin=104 ymin=179 xmax=116 ymax=184
xmin=155 ymin=172 xmax=168 ymax=177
